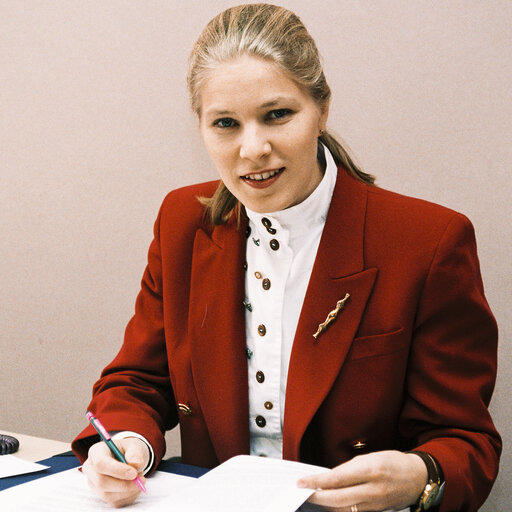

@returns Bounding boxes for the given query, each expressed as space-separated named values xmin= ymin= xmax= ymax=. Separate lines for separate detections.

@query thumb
xmin=121 ymin=438 xmax=149 ymax=473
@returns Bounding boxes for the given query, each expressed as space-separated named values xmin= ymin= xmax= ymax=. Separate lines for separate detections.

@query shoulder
xmin=364 ymin=182 xmax=473 ymax=242
xmin=156 ymin=179 xmax=219 ymax=234
xmin=345 ymin=178 xmax=478 ymax=269
xmin=160 ymin=179 xmax=219 ymax=214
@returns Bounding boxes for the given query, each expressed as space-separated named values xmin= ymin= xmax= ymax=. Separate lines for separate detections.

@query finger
xmin=84 ymin=464 xmax=144 ymax=494
xmin=82 ymin=442 xmax=146 ymax=507
xmin=82 ymin=460 xmax=133 ymax=494
xmin=298 ymin=457 xmax=369 ymax=490
xmin=307 ymin=484 xmax=371 ymax=510
xmin=87 ymin=442 xmax=138 ymax=481
xmin=96 ymin=487 xmax=142 ymax=509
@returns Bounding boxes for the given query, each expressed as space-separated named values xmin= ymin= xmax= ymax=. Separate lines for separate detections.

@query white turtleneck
xmin=244 ymin=143 xmax=338 ymax=458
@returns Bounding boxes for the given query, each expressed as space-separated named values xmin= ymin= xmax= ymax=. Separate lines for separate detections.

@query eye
xmin=213 ymin=118 xmax=238 ymax=128
xmin=267 ymin=108 xmax=293 ymax=120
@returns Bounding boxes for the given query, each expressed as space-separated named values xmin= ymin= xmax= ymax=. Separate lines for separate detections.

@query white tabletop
xmin=1 ymin=431 xmax=70 ymax=462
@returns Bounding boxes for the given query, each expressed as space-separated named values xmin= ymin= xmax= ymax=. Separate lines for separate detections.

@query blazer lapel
xmin=188 ymin=212 xmax=251 ymax=462
xmin=283 ymin=170 xmax=378 ymax=460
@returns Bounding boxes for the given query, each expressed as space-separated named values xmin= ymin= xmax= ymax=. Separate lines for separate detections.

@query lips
xmin=241 ymin=167 xmax=285 ymax=182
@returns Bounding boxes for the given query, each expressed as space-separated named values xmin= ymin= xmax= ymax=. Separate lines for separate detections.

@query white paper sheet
xmin=158 ymin=455 xmax=326 ymax=511
xmin=0 ymin=467 xmax=194 ymax=511
xmin=168 ymin=456 xmax=409 ymax=512
xmin=0 ymin=455 xmax=411 ymax=511
xmin=0 ymin=455 xmax=49 ymax=479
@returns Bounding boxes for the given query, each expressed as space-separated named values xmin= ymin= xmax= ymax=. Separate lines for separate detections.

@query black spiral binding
xmin=0 ymin=434 xmax=20 ymax=455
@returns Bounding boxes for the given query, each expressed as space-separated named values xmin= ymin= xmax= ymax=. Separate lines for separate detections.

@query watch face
xmin=422 ymin=483 xmax=440 ymax=509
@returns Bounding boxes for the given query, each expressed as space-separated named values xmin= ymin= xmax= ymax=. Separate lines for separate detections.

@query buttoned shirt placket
xmin=244 ymin=143 xmax=338 ymax=458
xmin=245 ymin=214 xmax=292 ymax=457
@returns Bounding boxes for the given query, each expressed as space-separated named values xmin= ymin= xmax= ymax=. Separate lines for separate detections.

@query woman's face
xmin=199 ymin=55 xmax=328 ymax=213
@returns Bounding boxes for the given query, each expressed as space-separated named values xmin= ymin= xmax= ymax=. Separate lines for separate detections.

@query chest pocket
xmin=346 ymin=327 xmax=407 ymax=361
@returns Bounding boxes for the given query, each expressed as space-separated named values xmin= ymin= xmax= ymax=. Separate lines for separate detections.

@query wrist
xmin=407 ymin=451 xmax=445 ymax=511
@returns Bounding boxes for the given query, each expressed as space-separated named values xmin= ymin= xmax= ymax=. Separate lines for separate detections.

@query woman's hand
xmin=297 ymin=450 xmax=427 ymax=512
xmin=82 ymin=437 xmax=150 ymax=508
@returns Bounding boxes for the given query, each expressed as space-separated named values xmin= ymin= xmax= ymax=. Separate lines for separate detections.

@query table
xmin=1 ymin=431 xmax=69 ymax=462
xmin=0 ymin=432 xmax=207 ymax=493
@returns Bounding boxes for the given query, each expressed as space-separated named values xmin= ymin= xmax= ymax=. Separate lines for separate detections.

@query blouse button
xmin=262 ymin=278 xmax=271 ymax=290
xmin=266 ymin=227 xmax=277 ymax=235
xmin=246 ymin=226 xmax=251 ymax=238
xmin=256 ymin=371 xmax=265 ymax=383
xmin=255 ymin=415 xmax=266 ymax=428
xmin=261 ymin=217 xmax=272 ymax=228
xmin=257 ymin=324 xmax=266 ymax=336
xmin=264 ymin=401 xmax=273 ymax=410
xmin=269 ymin=239 xmax=280 ymax=251
xmin=254 ymin=271 xmax=262 ymax=279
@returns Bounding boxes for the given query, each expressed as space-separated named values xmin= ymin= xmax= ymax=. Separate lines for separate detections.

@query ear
xmin=319 ymin=99 xmax=330 ymax=132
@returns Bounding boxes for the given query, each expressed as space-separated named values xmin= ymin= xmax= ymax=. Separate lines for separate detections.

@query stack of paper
xmin=0 ymin=454 xmax=410 ymax=511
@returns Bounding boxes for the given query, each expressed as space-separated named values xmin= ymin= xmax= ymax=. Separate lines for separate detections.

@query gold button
xmin=178 ymin=403 xmax=193 ymax=415
xmin=262 ymin=278 xmax=271 ymax=290
xmin=351 ymin=440 xmax=367 ymax=450
xmin=258 ymin=324 xmax=266 ymax=336
xmin=254 ymin=271 xmax=262 ymax=279
xmin=264 ymin=401 xmax=273 ymax=410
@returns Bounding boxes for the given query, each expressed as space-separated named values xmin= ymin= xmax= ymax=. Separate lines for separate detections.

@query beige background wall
xmin=1 ymin=1 xmax=510 ymax=509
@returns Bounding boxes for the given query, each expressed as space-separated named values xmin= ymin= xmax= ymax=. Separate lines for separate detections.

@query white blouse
xmin=244 ymin=144 xmax=337 ymax=458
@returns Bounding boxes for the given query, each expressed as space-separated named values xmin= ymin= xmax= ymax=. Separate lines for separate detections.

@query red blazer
xmin=73 ymin=168 xmax=500 ymax=511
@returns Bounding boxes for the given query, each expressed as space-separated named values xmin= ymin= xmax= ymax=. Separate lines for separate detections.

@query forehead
xmin=199 ymin=55 xmax=313 ymax=115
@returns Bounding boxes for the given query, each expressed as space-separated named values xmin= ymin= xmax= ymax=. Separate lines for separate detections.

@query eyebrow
xmin=205 ymin=97 xmax=301 ymax=117
xmin=260 ymin=97 xmax=300 ymax=109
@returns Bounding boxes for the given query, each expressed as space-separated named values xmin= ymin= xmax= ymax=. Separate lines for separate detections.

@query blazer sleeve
xmin=399 ymin=213 xmax=501 ymax=511
xmin=71 ymin=205 xmax=178 ymax=467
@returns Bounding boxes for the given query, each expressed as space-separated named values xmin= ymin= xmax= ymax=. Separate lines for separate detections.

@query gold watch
xmin=409 ymin=450 xmax=445 ymax=511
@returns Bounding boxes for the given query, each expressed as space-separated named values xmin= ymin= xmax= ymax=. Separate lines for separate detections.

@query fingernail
xmin=297 ymin=479 xmax=307 ymax=488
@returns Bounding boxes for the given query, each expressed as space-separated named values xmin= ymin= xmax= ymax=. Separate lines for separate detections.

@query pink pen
xmin=86 ymin=412 xmax=147 ymax=493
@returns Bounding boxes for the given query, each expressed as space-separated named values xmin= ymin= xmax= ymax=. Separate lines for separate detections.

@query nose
xmin=239 ymin=125 xmax=271 ymax=162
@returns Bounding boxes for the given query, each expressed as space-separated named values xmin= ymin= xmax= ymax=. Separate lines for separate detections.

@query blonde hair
xmin=188 ymin=3 xmax=375 ymax=225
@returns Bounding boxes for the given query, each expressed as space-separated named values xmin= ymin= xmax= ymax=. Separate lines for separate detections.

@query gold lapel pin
xmin=313 ymin=293 xmax=351 ymax=340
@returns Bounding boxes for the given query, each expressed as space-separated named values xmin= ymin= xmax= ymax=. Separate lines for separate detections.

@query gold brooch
xmin=313 ymin=293 xmax=351 ymax=340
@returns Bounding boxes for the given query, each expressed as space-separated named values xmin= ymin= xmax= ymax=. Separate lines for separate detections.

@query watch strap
xmin=408 ymin=450 xmax=444 ymax=511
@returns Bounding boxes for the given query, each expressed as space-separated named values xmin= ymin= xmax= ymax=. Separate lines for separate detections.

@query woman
xmin=72 ymin=4 xmax=500 ymax=511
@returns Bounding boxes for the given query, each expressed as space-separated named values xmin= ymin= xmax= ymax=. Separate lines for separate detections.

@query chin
xmin=247 ymin=199 xmax=289 ymax=213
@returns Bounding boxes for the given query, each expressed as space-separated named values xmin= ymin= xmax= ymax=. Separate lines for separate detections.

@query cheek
xmin=282 ymin=120 xmax=319 ymax=150
xmin=201 ymin=137 xmax=228 ymax=167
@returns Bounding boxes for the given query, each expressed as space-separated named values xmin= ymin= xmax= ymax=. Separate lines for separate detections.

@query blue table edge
xmin=0 ymin=451 xmax=207 ymax=492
